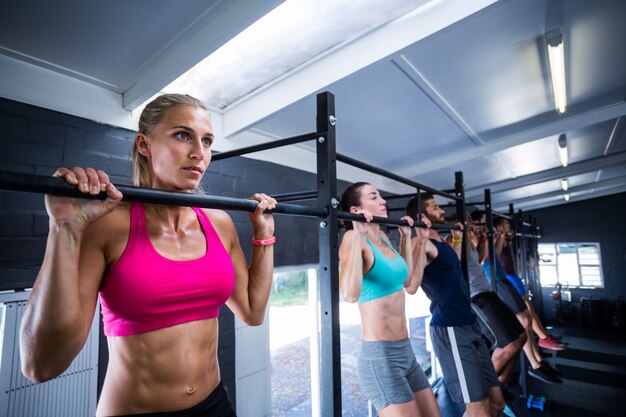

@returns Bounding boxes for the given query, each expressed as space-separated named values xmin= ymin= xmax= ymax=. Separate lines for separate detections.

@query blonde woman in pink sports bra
xmin=19 ymin=94 xmax=277 ymax=417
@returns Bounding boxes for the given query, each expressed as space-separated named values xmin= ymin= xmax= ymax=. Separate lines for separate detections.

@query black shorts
xmin=471 ymin=291 xmax=524 ymax=349
xmin=495 ymin=279 xmax=527 ymax=314
xmin=114 ymin=382 xmax=236 ymax=417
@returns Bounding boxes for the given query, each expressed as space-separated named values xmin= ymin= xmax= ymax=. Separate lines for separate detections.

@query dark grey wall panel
xmin=528 ymin=192 xmax=626 ymax=328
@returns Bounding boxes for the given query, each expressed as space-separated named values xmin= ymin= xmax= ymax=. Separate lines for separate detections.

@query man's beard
xmin=426 ymin=213 xmax=444 ymax=225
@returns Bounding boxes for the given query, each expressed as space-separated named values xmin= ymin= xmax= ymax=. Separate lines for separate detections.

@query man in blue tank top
xmin=407 ymin=194 xmax=504 ymax=417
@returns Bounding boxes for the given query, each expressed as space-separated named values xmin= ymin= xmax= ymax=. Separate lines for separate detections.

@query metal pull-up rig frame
xmin=0 ymin=91 xmax=473 ymax=417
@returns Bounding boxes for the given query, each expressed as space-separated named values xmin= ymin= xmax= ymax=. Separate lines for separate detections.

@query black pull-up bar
xmin=337 ymin=212 xmax=460 ymax=231
xmin=0 ymin=171 xmax=328 ymax=218
xmin=1 ymin=171 xmax=456 ymax=230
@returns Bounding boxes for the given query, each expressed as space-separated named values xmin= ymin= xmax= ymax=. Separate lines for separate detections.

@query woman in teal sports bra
xmin=339 ymin=182 xmax=441 ymax=417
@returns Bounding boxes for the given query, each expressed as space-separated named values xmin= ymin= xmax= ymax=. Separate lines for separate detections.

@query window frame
xmin=537 ymin=242 xmax=605 ymax=289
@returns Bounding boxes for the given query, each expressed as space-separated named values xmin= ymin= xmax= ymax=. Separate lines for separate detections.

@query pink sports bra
xmin=99 ymin=203 xmax=235 ymax=337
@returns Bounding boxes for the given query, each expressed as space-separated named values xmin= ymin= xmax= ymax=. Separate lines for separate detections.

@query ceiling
xmin=1 ymin=0 xmax=625 ymax=213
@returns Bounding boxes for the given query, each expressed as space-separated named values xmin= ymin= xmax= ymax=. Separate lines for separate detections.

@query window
xmin=269 ymin=266 xmax=317 ymax=417
xmin=538 ymin=243 xmax=604 ymax=288
xmin=269 ymin=266 xmax=435 ymax=416
xmin=0 ymin=303 xmax=4 ymax=362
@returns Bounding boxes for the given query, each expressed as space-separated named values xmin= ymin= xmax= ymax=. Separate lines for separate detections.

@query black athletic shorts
xmin=495 ymin=278 xmax=527 ymax=314
xmin=471 ymin=291 xmax=524 ymax=349
xmin=113 ymin=382 xmax=236 ymax=417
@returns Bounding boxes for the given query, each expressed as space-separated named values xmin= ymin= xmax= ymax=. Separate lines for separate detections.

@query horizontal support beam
xmin=336 ymin=153 xmax=460 ymax=201
xmin=466 ymin=150 xmax=626 ymax=198
xmin=273 ymin=189 xmax=318 ymax=203
xmin=493 ymin=175 xmax=626 ymax=208
xmin=398 ymin=100 xmax=626 ymax=177
xmin=212 ymin=131 xmax=318 ymax=161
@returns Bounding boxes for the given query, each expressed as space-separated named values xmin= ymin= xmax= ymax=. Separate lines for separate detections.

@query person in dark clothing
xmin=407 ymin=195 xmax=504 ymax=417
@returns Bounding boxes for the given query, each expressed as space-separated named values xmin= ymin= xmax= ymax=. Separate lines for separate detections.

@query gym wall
xmin=528 ymin=192 xmax=626 ymax=330
xmin=0 ymin=97 xmax=324 ymax=413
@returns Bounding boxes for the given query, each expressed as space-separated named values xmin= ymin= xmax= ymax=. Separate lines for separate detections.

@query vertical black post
xmin=531 ymin=217 xmax=545 ymax=321
xmin=484 ymin=189 xmax=497 ymax=293
xmin=517 ymin=210 xmax=528 ymax=286
xmin=516 ymin=209 xmax=529 ymax=398
xmin=416 ymin=189 xmax=422 ymax=220
xmin=315 ymin=92 xmax=341 ymax=417
xmin=509 ymin=203 xmax=520 ymax=276
xmin=454 ymin=172 xmax=468 ymax=286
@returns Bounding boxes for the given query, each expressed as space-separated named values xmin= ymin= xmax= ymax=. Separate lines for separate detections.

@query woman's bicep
xmin=210 ymin=211 xmax=251 ymax=318
xmin=224 ymin=243 xmax=251 ymax=317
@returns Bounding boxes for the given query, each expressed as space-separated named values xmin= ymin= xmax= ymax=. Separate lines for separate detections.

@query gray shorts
xmin=496 ymin=279 xmax=527 ymax=314
xmin=431 ymin=322 xmax=499 ymax=404
xmin=358 ymin=338 xmax=431 ymax=411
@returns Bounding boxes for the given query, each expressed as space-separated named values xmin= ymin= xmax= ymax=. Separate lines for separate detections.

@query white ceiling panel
xmin=596 ymin=165 xmax=626 ymax=182
xmin=1 ymin=0 xmax=626 ymax=211
xmin=568 ymin=1 xmax=626 ymax=101
xmin=495 ymin=136 xmax=563 ymax=178
xmin=398 ymin=0 xmax=551 ymax=134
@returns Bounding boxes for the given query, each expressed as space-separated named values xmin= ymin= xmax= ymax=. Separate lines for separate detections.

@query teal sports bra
xmin=358 ymin=238 xmax=409 ymax=303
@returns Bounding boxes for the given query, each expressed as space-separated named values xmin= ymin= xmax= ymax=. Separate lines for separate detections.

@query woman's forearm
xmin=406 ymin=239 xmax=426 ymax=294
xmin=20 ymin=223 xmax=91 ymax=382
xmin=245 ymin=244 xmax=275 ymax=324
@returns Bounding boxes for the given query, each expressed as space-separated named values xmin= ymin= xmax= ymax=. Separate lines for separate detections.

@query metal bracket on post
xmin=315 ymin=91 xmax=342 ymax=417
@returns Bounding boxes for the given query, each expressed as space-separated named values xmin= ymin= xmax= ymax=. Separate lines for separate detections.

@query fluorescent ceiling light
xmin=163 ymin=0 xmax=422 ymax=110
xmin=561 ymin=179 xmax=568 ymax=191
xmin=547 ymin=30 xmax=567 ymax=114
xmin=558 ymin=134 xmax=568 ymax=167
xmin=563 ymin=193 xmax=570 ymax=202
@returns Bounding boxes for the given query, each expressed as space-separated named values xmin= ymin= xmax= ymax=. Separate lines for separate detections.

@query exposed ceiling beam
xmin=465 ymin=150 xmax=626 ymax=198
xmin=397 ymin=100 xmax=626 ymax=177
xmin=500 ymin=184 xmax=626 ymax=213
xmin=0 ymin=54 xmax=137 ymax=130
xmin=492 ymin=175 xmax=626 ymax=210
xmin=0 ymin=0 xmax=284 ymax=122
xmin=122 ymin=0 xmax=285 ymax=111
xmin=393 ymin=55 xmax=483 ymax=146
xmin=222 ymin=0 xmax=498 ymax=138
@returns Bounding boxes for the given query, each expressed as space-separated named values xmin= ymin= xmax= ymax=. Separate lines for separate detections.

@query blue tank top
xmin=358 ymin=238 xmax=408 ymax=303
xmin=422 ymin=239 xmax=475 ymax=326
xmin=481 ymin=256 xmax=507 ymax=283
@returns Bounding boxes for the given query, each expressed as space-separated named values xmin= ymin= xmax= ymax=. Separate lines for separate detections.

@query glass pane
xmin=557 ymin=244 xmax=580 ymax=286
xmin=578 ymin=244 xmax=600 ymax=265
xmin=270 ymin=268 xmax=312 ymax=416
xmin=0 ymin=304 xmax=4 ymax=362
xmin=580 ymin=266 xmax=602 ymax=287
xmin=539 ymin=265 xmax=558 ymax=286
xmin=538 ymin=244 xmax=557 ymax=286
xmin=340 ymin=298 xmax=369 ymax=416
xmin=538 ymin=244 xmax=557 ymax=265
xmin=407 ymin=288 xmax=434 ymax=379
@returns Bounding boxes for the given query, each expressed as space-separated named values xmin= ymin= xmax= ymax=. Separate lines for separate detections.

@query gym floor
xmin=509 ymin=324 xmax=626 ymax=417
